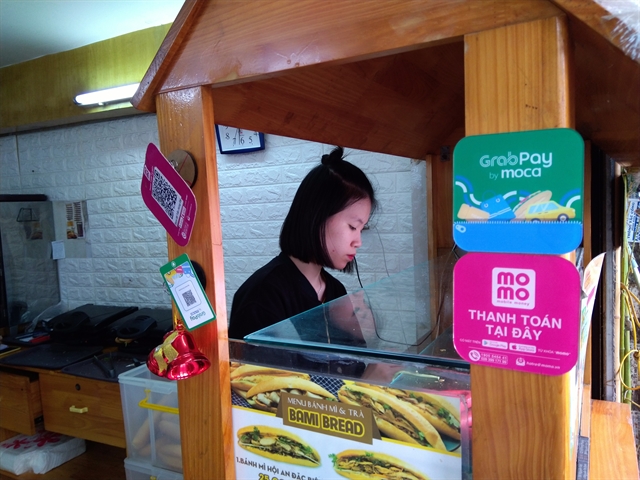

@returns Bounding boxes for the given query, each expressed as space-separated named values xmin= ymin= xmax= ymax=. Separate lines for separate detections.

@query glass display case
xmin=228 ymin=261 xmax=471 ymax=480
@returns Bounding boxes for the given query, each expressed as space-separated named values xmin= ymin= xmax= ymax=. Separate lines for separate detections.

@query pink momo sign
xmin=141 ymin=143 xmax=197 ymax=247
xmin=453 ymin=252 xmax=580 ymax=375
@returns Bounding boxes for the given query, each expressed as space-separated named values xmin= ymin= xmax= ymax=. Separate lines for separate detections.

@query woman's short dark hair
xmin=280 ymin=146 xmax=377 ymax=272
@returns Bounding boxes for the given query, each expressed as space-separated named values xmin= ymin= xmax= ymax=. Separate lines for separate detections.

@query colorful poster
xmin=230 ymin=362 xmax=465 ymax=480
xmin=453 ymin=252 xmax=581 ymax=375
xmin=452 ymin=128 xmax=584 ymax=254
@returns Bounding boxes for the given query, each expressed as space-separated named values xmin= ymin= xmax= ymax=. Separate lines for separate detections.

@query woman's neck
xmin=289 ymin=256 xmax=326 ymax=302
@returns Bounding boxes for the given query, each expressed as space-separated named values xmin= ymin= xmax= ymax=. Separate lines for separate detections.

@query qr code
xmin=182 ymin=289 xmax=197 ymax=307
xmin=152 ymin=168 xmax=183 ymax=225
xmin=176 ymin=280 xmax=201 ymax=310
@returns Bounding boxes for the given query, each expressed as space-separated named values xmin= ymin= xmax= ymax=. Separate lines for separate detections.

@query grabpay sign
xmin=452 ymin=128 xmax=584 ymax=254
xmin=453 ymin=253 xmax=580 ymax=375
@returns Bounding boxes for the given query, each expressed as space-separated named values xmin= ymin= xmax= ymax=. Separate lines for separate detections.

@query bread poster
xmin=230 ymin=362 xmax=467 ymax=480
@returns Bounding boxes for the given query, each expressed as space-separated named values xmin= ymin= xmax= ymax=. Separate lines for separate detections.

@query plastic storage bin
xmin=125 ymin=457 xmax=184 ymax=480
xmin=119 ymin=365 xmax=182 ymax=473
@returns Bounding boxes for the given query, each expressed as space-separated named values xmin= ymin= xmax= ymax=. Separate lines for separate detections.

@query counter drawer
xmin=0 ymin=369 xmax=42 ymax=435
xmin=39 ymin=372 xmax=125 ymax=448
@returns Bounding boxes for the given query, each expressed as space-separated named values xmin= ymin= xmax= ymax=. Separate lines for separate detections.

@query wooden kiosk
xmin=132 ymin=1 xmax=639 ymax=478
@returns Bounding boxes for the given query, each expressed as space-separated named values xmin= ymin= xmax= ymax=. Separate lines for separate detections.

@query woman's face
xmin=324 ymin=197 xmax=372 ymax=270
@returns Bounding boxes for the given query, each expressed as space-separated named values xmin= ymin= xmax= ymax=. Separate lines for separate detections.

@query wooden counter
xmin=589 ymin=400 xmax=638 ymax=480
xmin=0 ymin=359 xmax=128 ymax=478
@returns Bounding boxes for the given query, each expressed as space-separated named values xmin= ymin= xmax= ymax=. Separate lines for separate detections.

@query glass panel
xmin=245 ymin=259 xmax=468 ymax=367
xmin=0 ymin=198 xmax=60 ymax=332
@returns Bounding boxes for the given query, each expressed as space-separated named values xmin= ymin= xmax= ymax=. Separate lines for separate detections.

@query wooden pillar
xmin=465 ymin=15 xmax=575 ymax=479
xmin=155 ymin=86 xmax=234 ymax=479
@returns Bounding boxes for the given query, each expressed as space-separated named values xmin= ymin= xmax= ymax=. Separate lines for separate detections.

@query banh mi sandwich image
xmin=230 ymin=364 xmax=310 ymax=398
xmin=330 ymin=450 xmax=429 ymax=480
xmin=356 ymin=383 xmax=461 ymax=440
xmin=237 ymin=426 xmax=321 ymax=467
xmin=245 ymin=377 xmax=336 ymax=413
xmin=337 ymin=384 xmax=446 ymax=450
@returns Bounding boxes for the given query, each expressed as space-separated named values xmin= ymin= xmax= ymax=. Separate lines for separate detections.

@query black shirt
xmin=228 ymin=253 xmax=347 ymax=339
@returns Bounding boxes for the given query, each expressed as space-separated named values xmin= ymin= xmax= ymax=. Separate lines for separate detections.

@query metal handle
xmin=69 ymin=405 xmax=88 ymax=414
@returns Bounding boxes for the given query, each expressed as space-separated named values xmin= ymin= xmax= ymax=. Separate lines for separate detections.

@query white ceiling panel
xmin=0 ymin=0 xmax=184 ymax=67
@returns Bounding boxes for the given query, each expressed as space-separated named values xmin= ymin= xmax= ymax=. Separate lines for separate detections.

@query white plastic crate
xmin=124 ymin=457 xmax=184 ymax=480
xmin=119 ymin=365 xmax=182 ymax=473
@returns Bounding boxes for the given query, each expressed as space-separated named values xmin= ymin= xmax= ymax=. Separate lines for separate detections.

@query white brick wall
xmin=216 ymin=135 xmax=420 ymax=310
xmin=1 ymin=115 xmax=169 ymax=310
xmin=0 ymin=114 xmax=423 ymax=323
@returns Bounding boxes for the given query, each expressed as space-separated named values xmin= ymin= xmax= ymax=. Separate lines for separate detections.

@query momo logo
xmin=491 ymin=267 xmax=535 ymax=309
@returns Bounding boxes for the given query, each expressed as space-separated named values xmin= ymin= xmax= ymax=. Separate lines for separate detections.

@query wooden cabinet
xmin=0 ymin=369 xmax=42 ymax=435
xmin=39 ymin=372 xmax=126 ymax=448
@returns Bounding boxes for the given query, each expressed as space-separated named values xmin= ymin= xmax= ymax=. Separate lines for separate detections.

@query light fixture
xmin=74 ymin=83 xmax=140 ymax=106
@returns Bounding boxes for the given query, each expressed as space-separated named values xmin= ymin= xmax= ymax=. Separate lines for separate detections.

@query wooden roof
xmin=133 ymin=0 xmax=640 ymax=165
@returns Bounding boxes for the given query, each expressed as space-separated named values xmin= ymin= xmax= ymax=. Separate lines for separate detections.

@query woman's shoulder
xmin=236 ymin=253 xmax=300 ymax=294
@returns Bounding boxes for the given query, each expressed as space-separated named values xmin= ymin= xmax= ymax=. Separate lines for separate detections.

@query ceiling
xmin=0 ymin=0 xmax=185 ymax=68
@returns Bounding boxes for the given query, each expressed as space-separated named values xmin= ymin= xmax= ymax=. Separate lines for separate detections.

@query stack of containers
xmin=118 ymin=364 xmax=183 ymax=480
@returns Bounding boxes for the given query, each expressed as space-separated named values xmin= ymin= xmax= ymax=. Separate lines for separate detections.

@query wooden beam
xmin=465 ymin=15 xmax=576 ymax=479
xmin=610 ymin=162 xmax=623 ymax=401
xmin=155 ymin=87 xmax=234 ymax=479
xmin=209 ymin=43 xmax=466 ymax=159
xmin=564 ymin=7 xmax=640 ymax=166
xmin=134 ymin=0 xmax=562 ymax=111
xmin=551 ymin=0 xmax=640 ymax=61
xmin=583 ymin=141 xmax=593 ymax=386
xmin=133 ymin=0 xmax=205 ymax=112
xmin=425 ymin=154 xmax=440 ymax=338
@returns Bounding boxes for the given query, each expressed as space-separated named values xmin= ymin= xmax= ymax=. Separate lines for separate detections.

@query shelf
xmin=589 ymin=400 xmax=638 ymax=480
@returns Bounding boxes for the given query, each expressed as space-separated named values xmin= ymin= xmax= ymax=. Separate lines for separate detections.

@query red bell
xmin=166 ymin=328 xmax=211 ymax=380
xmin=146 ymin=345 xmax=167 ymax=377
xmin=146 ymin=325 xmax=210 ymax=380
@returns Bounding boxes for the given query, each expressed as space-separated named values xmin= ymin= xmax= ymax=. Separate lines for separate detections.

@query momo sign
xmin=491 ymin=267 xmax=536 ymax=309
xmin=453 ymin=252 xmax=580 ymax=375
xmin=453 ymin=128 xmax=584 ymax=254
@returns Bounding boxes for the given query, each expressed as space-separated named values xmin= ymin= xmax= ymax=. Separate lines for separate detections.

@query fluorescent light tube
xmin=74 ymin=83 xmax=140 ymax=106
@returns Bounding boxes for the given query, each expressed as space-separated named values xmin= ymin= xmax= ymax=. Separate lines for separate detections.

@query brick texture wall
xmin=0 ymin=114 xmax=422 ymax=321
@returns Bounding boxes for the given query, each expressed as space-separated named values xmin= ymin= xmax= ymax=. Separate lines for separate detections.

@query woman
xmin=228 ymin=146 xmax=377 ymax=340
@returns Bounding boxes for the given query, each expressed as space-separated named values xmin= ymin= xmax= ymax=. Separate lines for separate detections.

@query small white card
xmin=51 ymin=240 xmax=65 ymax=259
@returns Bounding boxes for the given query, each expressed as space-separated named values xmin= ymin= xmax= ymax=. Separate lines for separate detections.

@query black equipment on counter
xmin=0 ymin=343 xmax=104 ymax=369
xmin=61 ymin=351 xmax=147 ymax=382
xmin=45 ymin=304 xmax=137 ymax=346
xmin=108 ymin=308 xmax=173 ymax=354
